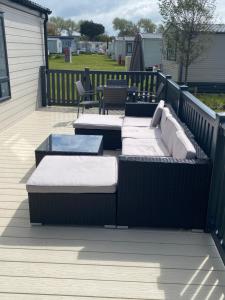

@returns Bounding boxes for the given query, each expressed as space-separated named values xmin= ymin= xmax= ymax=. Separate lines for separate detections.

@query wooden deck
xmin=0 ymin=106 xmax=224 ymax=299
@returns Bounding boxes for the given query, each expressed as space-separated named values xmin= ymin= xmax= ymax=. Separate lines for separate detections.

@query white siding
xmin=162 ymin=59 xmax=179 ymax=81
xmin=114 ymin=40 xmax=125 ymax=61
xmin=186 ymin=34 xmax=225 ymax=82
xmin=0 ymin=0 xmax=45 ymax=131
xmin=142 ymin=38 xmax=162 ymax=68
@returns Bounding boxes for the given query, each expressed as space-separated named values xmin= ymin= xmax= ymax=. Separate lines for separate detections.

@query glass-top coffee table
xmin=35 ymin=134 xmax=103 ymax=166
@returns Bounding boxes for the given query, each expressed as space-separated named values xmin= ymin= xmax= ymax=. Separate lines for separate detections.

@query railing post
xmin=83 ymin=68 xmax=91 ymax=89
xmin=156 ymin=69 xmax=161 ymax=92
xmin=40 ymin=66 xmax=47 ymax=107
xmin=207 ymin=113 xmax=225 ymax=232
xmin=165 ymin=74 xmax=172 ymax=101
xmin=83 ymin=68 xmax=91 ymax=101
xmin=177 ymin=85 xmax=188 ymax=118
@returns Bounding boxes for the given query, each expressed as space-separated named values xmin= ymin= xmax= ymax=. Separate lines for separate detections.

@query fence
xmin=158 ymin=71 xmax=225 ymax=262
xmin=42 ymin=67 xmax=157 ymax=106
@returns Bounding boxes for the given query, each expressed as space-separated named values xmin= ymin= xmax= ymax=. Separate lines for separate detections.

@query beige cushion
xmin=73 ymin=114 xmax=124 ymax=130
xmin=160 ymin=107 xmax=172 ymax=132
xmin=173 ymin=131 xmax=196 ymax=159
xmin=122 ymin=126 xmax=161 ymax=139
xmin=26 ymin=156 xmax=118 ymax=194
xmin=123 ymin=117 xmax=151 ymax=127
xmin=161 ymin=116 xmax=183 ymax=154
xmin=151 ymin=100 xmax=165 ymax=127
xmin=122 ymin=138 xmax=170 ymax=157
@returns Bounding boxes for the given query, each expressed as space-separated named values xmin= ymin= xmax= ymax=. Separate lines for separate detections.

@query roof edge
xmin=9 ymin=0 xmax=51 ymax=14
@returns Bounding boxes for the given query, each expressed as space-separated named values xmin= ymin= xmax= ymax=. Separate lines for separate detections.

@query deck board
xmin=0 ymin=106 xmax=224 ymax=299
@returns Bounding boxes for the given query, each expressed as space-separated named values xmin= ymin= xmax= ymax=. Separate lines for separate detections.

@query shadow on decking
xmin=0 ymin=202 xmax=224 ymax=299
xmin=53 ymin=121 xmax=74 ymax=128
xmin=19 ymin=165 xmax=36 ymax=184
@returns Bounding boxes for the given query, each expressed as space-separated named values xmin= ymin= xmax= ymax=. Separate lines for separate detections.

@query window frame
xmin=0 ymin=12 xmax=11 ymax=102
xmin=126 ymin=42 xmax=133 ymax=55
xmin=166 ymin=47 xmax=177 ymax=61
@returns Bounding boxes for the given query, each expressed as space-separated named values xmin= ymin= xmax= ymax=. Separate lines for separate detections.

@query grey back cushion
xmin=161 ymin=116 xmax=184 ymax=154
xmin=150 ymin=100 xmax=165 ymax=127
xmin=160 ymin=107 xmax=172 ymax=133
xmin=173 ymin=131 xmax=196 ymax=159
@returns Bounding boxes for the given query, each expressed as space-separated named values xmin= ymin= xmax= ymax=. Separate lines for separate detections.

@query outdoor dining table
xmin=96 ymin=85 xmax=138 ymax=94
xmin=96 ymin=85 xmax=138 ymax=103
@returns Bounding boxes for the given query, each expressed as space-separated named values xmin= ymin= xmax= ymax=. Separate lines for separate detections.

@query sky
xmin=35 ymin=0 xmax=225 ymax=35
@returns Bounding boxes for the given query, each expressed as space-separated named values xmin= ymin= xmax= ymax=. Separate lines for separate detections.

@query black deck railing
xmin=43 ymin=67 xmax=157 ymax=106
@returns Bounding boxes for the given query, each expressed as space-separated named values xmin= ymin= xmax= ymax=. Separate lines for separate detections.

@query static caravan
xmin=112 ymin=34 xmax=162 ymax=68
xmin=113 ymin=36 xmax=135 ymax=62
xmin=48 ymin=37 xmax=62 ymax=54
xmin=141 ymin=33 xmax=162 ymax=68
xmin=60 ymin=36 xmax=77 ymax=53
xmin=162 ymin=24 xmax=225 ymax=85
xmin=0 ymin=0 xmax=51 ymax=131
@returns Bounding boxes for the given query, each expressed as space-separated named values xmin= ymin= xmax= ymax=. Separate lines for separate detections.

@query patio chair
xmin=102 ymin=87 xmax=128 ymax=114
xmin=75 ymin=81 xmax=99 ymax=117
xmin=106 ymin=79 xmax=128 ymax=87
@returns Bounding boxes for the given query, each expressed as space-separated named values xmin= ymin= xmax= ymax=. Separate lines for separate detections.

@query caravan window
xmin=126 ymin=42 xmax=133 ymax=54
xmin=0 ymin=13 xmax=10 ymax=102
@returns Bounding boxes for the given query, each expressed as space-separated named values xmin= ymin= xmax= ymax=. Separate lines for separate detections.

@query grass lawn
xmin=197 ymin=93 xmax=225 ymax=112
xmin=49 ymin=54 xmax=126 ymax=71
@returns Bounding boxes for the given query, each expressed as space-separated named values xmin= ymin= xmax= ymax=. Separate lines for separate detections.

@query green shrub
xmin=197 ymin=94 xmax=225 ymax=112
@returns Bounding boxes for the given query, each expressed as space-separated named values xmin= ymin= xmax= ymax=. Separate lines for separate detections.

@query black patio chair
xmin=106 ymin=79 xmax=128 ymax=87
xmin=102 ymin=87 xmax=128 ymax=114
xmin=75 ymin=81 xmax=99 ymax=117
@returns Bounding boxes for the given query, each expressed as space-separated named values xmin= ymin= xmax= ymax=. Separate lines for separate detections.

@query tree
xmin=64 ymin=19 xmax=78 ymax=36
xmin=159 ymin=0 xmax=216 ymax=83
xmin=80 ymin=21 xmax=105 ymax=40
xmin=95 ymin=34 xmax=112 ymax=42
xmin=156 ymin=24 xmax=165 ymax=33
xmin=137 ymin=18 xmax=156 ymax=33
xmin=49 ymin=17 xmax=78 ymax=36
xmin=113 ymin=18 xmax=138 ymax=36
xmin=49 ymin=16 xmax=65 ymax=35
xmin=47 ymin=22 xmax=57 ymax=35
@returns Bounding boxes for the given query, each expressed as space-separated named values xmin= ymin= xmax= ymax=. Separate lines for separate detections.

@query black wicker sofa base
xmin=73 ymin=114 xmax=123 ymax=150
xmin=28 ymin=193 xmax=116 ymax=225
xmin=75 ymin=128 xmax=121 ymax=150
xmin=117 ymin=103 xmax=212 ymax=230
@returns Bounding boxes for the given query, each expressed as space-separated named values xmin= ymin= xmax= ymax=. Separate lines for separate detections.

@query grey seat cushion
xmin=173 ymin=131 xmax=196 ymax=159
xmin=122 ymin=138 xmax=170 ymax=157
xmin=123 ymin=117 xmax=151 ymax=127
xmin=73 ymin=114 xmax=124 ymax=130
xmin=26 ymin=156 xmax=118 ymax=194
xmin=122 ymin=126 xmax=162 ymax=139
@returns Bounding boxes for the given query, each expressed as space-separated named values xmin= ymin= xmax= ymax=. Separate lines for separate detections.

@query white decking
xmin=0 ymin=106 xmax=224 ymax=299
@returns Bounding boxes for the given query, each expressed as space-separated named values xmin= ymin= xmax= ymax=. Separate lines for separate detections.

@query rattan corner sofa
xmin=27 ymin=101 xmax=211 ymax=229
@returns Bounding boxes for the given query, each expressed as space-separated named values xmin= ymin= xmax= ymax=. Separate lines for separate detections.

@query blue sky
xmin=36 ymin=0 xmax=225 ymax=35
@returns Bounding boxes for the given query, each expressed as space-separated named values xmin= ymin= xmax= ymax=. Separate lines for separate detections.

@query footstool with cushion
xmin=26 ymin=156 xmax=118 ymax=226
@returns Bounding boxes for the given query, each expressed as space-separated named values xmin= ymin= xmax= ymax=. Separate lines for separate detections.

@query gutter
xmin=43 ymin=13 xmax=49 ymax=69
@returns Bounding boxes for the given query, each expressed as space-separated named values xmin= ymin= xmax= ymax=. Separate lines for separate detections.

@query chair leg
xmin=82 ymin=106 xmax=85 ymax=114
xmin=77 ymin=105 xmax=80 ymax=118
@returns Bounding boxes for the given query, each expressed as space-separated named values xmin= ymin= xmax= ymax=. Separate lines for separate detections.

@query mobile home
xmin=0 ymin=0 xmax=51 ymax=131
